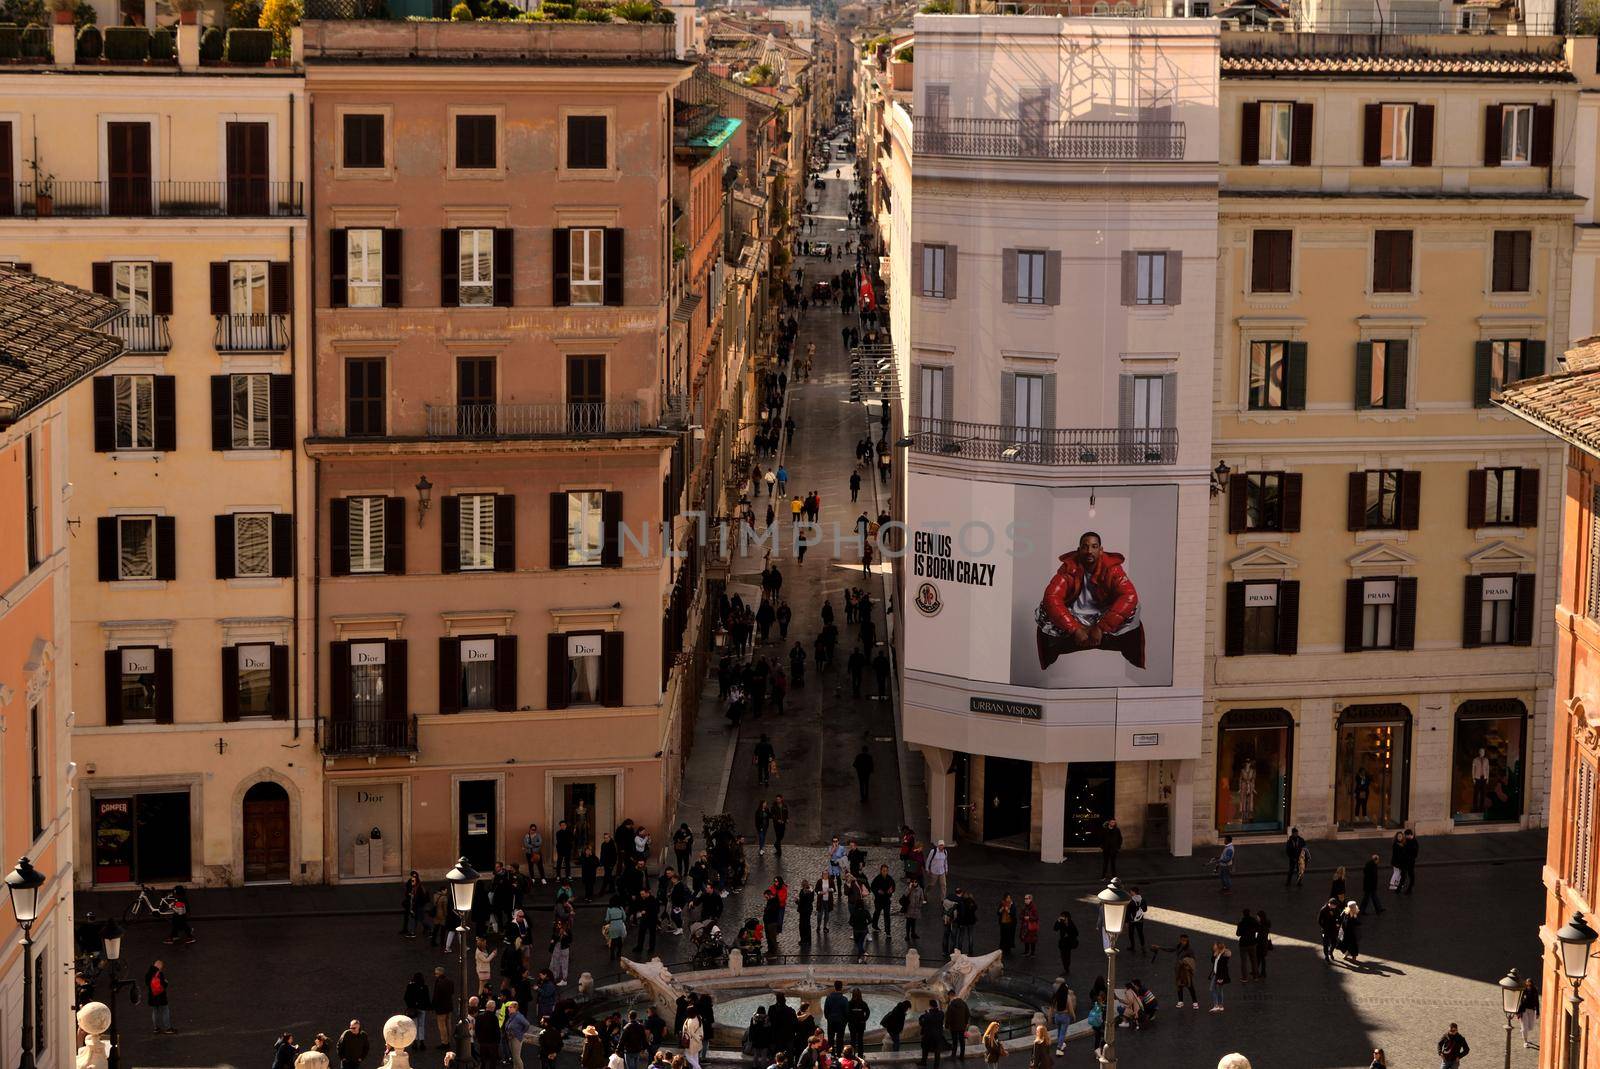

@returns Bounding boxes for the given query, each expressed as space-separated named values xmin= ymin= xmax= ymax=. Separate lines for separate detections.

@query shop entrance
xmin=91 ymin=791 xmax=192 ymax=885
xmin=982 ymin=756 xmax=1032 ymax=843
xmin=458 ymin=779 xmax=498 ymax=871
xmin=1335 ymin=704 xmax=1412 ymax=830
xmin=242 ymin=782 xmax=291 ymax=883
xmin=952 ymin=753 xmax=972 ymax=833
xmin=1216 ymin=709 xmax=1294 ymax=835
xmin=1065 ymin=763 xmax=1117 ymax=848
xmin=551 ymin=775 xmax=618 ymax=856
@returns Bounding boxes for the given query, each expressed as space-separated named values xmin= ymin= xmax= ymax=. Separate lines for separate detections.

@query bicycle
xmin=123 ymin=885 xmax=180 ymax=923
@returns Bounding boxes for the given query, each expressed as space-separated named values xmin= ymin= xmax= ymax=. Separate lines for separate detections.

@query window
xmin=553 ymin=632 xmax=612 ymax=707
xmin=230 ymin=261 xmax=268 ymax=314
xmin=236 ymin=644 xmax=274 ymax=718
xmin=1372 ymin=230 xmax=1413 ymax=294
xmin=24 ymin=432 xmax=39 ymax=572
xmin=1134 ymin=252 xmax=1167 ymax=305
xmin=1249 ymin=341 xmax=1288 ymax=410
xmin=348 ymin=496 xmax=387 ymax=574
xmin=115 ymin=647 xmax=160 ymax=722
xmin=1482 ymin=467 xmax=1520 ymax=526
xmin=567 ymin=490 xmax=604 ymax=567
xmin=1451 ymin=699 xmax=1528 ymax=824
xmin=1358 ymin=578 xmax=1397 ymax=650
xmin=1259 ymin=101 xmax=1293 ymax=165
xmin=346 ymin=358 xmax=386 ymax=437
xmin=1479 ymin=574 xmax=1517 ymax=646
xmin=1015 ymin=250 xmax=1046 ymax=305
xmin=28 ymin=703 xmax=42 ymax=840
xmin=1246 ymin=472 xmax=1283 ymax=532
xmin=113 ymin=375 xmax=155 ymax=450
xmin=111 ymin=261 xmax=152 ymax=315
xmin=233 ymin=513 xmax=272 ymax=578
xmin=347 ymin=229 xmax=384 ymax=308
xmin=1012 ymin=373 xmax=1044 ymax=432
xmin=1251 ymin=230 xmax=1292 ymax=293
xmin=1574 ymin=757 xmax=1596 ymax=898
xmin=1242 ymin=583 xmax=1281 ymax=655
xmin=570 ymin=228 xmax=604 ymax=306
xmin=342 ymin=113 xmax=386 ymax=169
xmin=117 ymin=516 xmax=156 ymax=580
xmin=1365 ymin=470 xmax=1403 ymax=529
xmin=1501 ymin=104 xmax=1533 ymax=165
xmin=349 ymin=644 xmax=387 ymax=722
xmin=458 ymin=228 xmax=494 ymax=307
xmin=231 ymin=373 xmax=271 ymax=449
xmin=1380 ymin=103 xmax=1413 ymax=165
xmin=566 ymin=115 xmax=608 ymax=169
xmin=1490 ymin=339 xmax=1525 ymax=393
xmin=1359 ymin=340 xmax=1408 ymax=410
xmin=1493 ymin=230 xmax=1532 ymax=293
xmin=1131 ymin=375 xmax=1165 ymax=430
xmin=458 ymin=493 xmax=496 ymax=571
xmin=457 ymin=638 xmax=498 ymax=711
xmin=921 ymin=244 xmax=946 ymax=298
xmin=918 ymin=365 xmax=946 ymax=422
xmin=456 ymin=114 xmax=497 ymax=170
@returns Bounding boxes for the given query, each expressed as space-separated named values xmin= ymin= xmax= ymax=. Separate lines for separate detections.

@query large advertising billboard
xmin=906 ymin=475 xmax=1178 ymax=689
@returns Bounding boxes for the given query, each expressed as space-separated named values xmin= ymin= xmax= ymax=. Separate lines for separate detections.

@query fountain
xmin=921 ymin=949 xmax=1005 ymax=1003
xmin=621 ymin=957 xmax=690 ymax=1017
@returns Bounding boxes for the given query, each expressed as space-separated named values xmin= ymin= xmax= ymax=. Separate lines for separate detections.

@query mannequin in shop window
xmin=1470 ymin=749 xmax=1491 ymax=812
xmin=1353 ymin=767 xmax=1372 ymax=821
xmin=1237 ymin=760 xmax=1258 ymax=823
xmin=575 ymin=801 xmax=592 ymax=852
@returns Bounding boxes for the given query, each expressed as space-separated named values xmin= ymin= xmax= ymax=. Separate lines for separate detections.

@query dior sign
xmin=352 ymin=643 xmax=387 ymax=666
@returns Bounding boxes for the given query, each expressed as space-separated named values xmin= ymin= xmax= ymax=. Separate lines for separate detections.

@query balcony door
xmin=566 ymin=354 xmax=606 ymax=434
xmin=106 ymin=122 xmax=152 ymax=216
xmin=457 ymin=357 xmax=496 ymax=438
xmin=225 ymin=121 xmax=270 ymax=217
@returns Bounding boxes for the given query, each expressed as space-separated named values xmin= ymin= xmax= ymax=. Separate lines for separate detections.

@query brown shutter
xmin=221 ymin=645 xmax=240 ymax=722
xmin=1226 ymin=473 xmax=1248 ymax=533
xmin=494 ymin=634 xmax=518 ymax=712
xmin=1224 ymin=582 xmax=1246 ymax=657
xmin=438 ymin=637 xmax=462 ymax=714
xmin=271 ymin=512 xmax=293 ymax=578
xmin=1281 ymin=473 xmax=1303 ymax=532
xmin=1343 ymin=579 xmax=1365 ymax=653
xmin=104 ymin=650 xmax=123 ymax=726
xmin=384 ymin=496 xmax=405 ymax=575
xmin=1120 ymin=251 xmax=1136 ymax=307
xmin=270 ymin=644 xmax=290 ymax=720
xmin=1164 ymin=251 xmax=1182 ymax=305
xmin=1513 ymin=573 xmax=1537 ymax=645
xmin=1385 ymin=339 xmax=1409 ymax=408
xmin=549 ymin=492 xmax=569 ymax=569
xmin=1354 ymin=342 xmax=1373 ymax=408
xmin=911 ymin=242 xmax=924 ymax=296
xmin=1533 ymin=104 xmax=1555 ymax=168
xmin=1517 ymin=468 xmax=1540 ymax=527
xmin=153 ymin=375 xmax=176 ymax=451
xmin=601 ymin=632 xmax=624 ymax=707
xmin=440 ymin=228 xmax=460 ymax=308
xmin=385 ymin=639 xmax=409 ymax=720
xmin=1240 ymin=102 xmax=1260 ymax=165
xmin=1347 ymin=471 xmax=1368 ymax=531
xmin=552 ymin=227 xmax=571 ymax=306
xmin=601 ymin=490 xmax=623 ymax=567
xmin=1395 ymin=577 xmax=1418 ymax=651
xmin=440 ymin=494 xmax=461 ymax=574
xmin=1462 ymin=575 xmax=1484 ymax=648
xmin=1290 ymin=102 xmax=1313 ymax=166
xmin=92 ymin=262 xmax=112 ymax=297
xmin=268 ymin=261 xmax=291 ymax=314
xmin=1001 ymin=248 xmax=1017 ymax=304
xmin=269 ymin=374 xmax=293 ymax=450
xmin=215 ymin=514 xmax=236 ymax=579
xmin=1483 ymin=105 xmax=1503 ymax=168
xmin=1250 ymin=231 xmax=1272 ymax=292
xmin=493 ymin=228 xmax=514 ymax=307
xmin=603 ymin=228 xmax=624 ymax=306
xmin=1467 ymin=469 xmax=1487 ymax=528
xmin=946 ymin=246 xmax=958 ymax=299
xmin=151 ymin=262 xmax=173 ymax=316
xmin=494 ymin=494 xmax=516 ymax=572
xmin=546 ymin=633 xmax=569 ymax=709
xmin=1276 ymin=581 xmax=1301 ymax=654
xmin=329 ymin=640 xmax=351 ymax=720
xmin=1400 ymin=471 xmax=1422 ymax=530
xmin=329 ymin=229 xmax=348 ymax=308
xmin=155 ymin=516 xmax=176 ymax=580
xmin=1362 ymin=104 xmax=1382 ymax=166
xmin=1043 ymin=250 xmax=1062 ymax=306
xmin=93 ymin=376 xmax=115 ymax=452
xmin=154 ymin=648 xmax=174 ymax=723
xmin=211 ymin=375 xmax=232 ymax=451
xmin=97 ymin=517 xmax=117 ymax=581
xmin=330 ymin=497 xmax=350 ymax=577
xmin=210 ymin=262 xmax=231 ymax=316
xmin=1412 ymin=105 xmax=1435 ymax=168
xmin=381 ymin=228 xmax=403 ymax=307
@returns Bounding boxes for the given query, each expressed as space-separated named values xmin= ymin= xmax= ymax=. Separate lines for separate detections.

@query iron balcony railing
xmin=425 ymin=401 xmax=644 ymax=439
xmin=909 ymin=418 xmax=1178 ymax=465
xmin=321 ymin=716 xmax=419 ymax=757
xmin=110 ymin=314 xmax=171 ymax=354
xmin=914 ymin=118 xmax=1186 ymax=162
xmin=9 ymin=180 xmax=304 ymax=218
xmin=214 ymin=313 xmax=289 ymax=353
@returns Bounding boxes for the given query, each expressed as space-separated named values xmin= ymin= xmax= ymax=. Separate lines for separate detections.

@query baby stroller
xmin=692 ymin=923 xmax=729 ymax=968
xmin=736 ymin=919 xmax=765 ymax=966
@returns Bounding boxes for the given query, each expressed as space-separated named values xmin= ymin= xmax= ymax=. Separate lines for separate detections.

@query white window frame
xmin=233 ymin=512 xmax=273 ymax=578
xmin=236 ymin=643 xmax=275 ymax=719
xmin=1131 ymin=374 xmax=1165 ymax=430
xmin=347 ymin=229 xmax=383 ymax=308
xmin=1480 ymin=580 xmax=1515 ymax=646
xmin=1501 ymin=104 xmax=1533 ymax=167
xmin=1484 ymin=467 xmax=1519 ymax=527
xmin=1135 ymin=252 xmax=1167 ymax=306
xmin=566 ymin=490 xmax=604 ymax=568
xmin=570 ymin=228 xmax=604 ymax=307
xmin=231 ymin=373 xmax=272 ymax=450
xmin=922 ymin=244 xmax=946 ymax=299
xmin=459 ymin=228 xmax=494 ymax=307
xmin=1360 ymin=579 xmax=1397 ymax=650
xmin=1380 ymin=103 xmax=1413 ymax=167
xmin=117 ymin=515 xmax=156 ymax=580
xmin=231 ymin=260 xmax=269 ymax=315
xmin=1013 ymin=373 xmax=1044 ymax=434
xmin=459 ymin=493 xmax=496 ymax=571
xmin=1490 ymin=339 xmax=1525 ymax=393
xmin=348 ymin=495 xmax=386 ymax=574
xmin=1260 ymin=101 xmax=1293 ymax=165
xmin=112 ymin=261 xmax=152 ymax=315
xmin=1016 ymin=250 xmax=1046 ymax=305
xmin=1248 ymin=340 xmax=1288 ymax=411
xmin=114 ymin=374 xmax=155 ymax=451
xmin=918 ymin=365 xmax=944 ymax=422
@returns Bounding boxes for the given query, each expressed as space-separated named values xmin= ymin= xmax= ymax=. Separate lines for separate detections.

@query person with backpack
xmin=1437 ymin=1024 xmax=1470 ymax=1069
xmin=1054 ymin=910 xmax=1079 ymax=975
xmin=146 ymin=960 xmax=175 ymax=1033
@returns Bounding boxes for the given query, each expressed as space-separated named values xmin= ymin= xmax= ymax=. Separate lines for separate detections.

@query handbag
xmin=1387 ymin=866 xmax=1402 ymax=891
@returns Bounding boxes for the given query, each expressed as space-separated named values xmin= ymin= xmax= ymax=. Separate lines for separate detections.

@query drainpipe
xmin=289 ymin=89 xmax=301 ymax=740
xmin=307 ymin=87 xmax=322 ymax=757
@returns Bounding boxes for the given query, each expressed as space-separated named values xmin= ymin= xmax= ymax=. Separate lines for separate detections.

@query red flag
xmin=858 ymin=271 xmax=876 ymax=312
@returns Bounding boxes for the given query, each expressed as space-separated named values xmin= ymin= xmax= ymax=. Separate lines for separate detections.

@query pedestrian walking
xmin=996 ymin=895 xmax=1017 ymax=955
xmin=1253 ymin=910 xmax=1272 ymax=979
xmin=1100 ymin=819 xmax=1122 ymax=877
xmin=1054 ymin=910 xmax=1078 ymax=975
xmin=404 ymin=972 xmax=430 ymax=1049
xmin=274 ymin=1034 xmax=299 ymax=1069
xmin=524 ymin=825 xmax=546 ymax=883
xmin=905 ymin=880 xmax=925 ymax=944
xmin=1339 ymin=902 xmax=1363 ymax=963
xmin=1020 ymin=894 xmax=1040 ymax=957
xmin=1317 ymin=898 xmax=1341 ymax=963
xmin=1361 ymin=853 xmax=1386 ymax=915
xmin=1123 ymin=887 xmax=1147 ymax=953
xmin=854 ymin=746 xmax=875 ymax=802
xmin=850 ymin=470 xmax=861 ymax=503
xmin=604 ymin=898 xmax=627 ymax=961
xmin=431 ymin=966 xmax=455 ymax=1049
xmin=1284 ymin=827 xmax=1306 ymax=888
xmin=755 ymin=735 xmax=776 ymax=789
xmin=1437 ymin=1024 xmax=1470 ymax=1068
xmin=145 ymin=960 xmax=175 ymax=1034
xmin=1216 ymin=836 xmax=1236 ymax=893
xmin=872 ymin=650 xmax=891 ymax=699
xmin=1401 ymin=829 xmax=1420 ymax=893
xmin=337 ymin=1021 xmax=370 ymax=1069
xmin=918 ymin=1001 xmax=946 ymax=1068
xmin=1235 ymin=910 xmax=1258 ymax=983
xmin=1518 ymin=977 xmax=1540 ymax=1048
xmin=1048 ymin=980 xmax=1075 ymax=1051
xmin=772 ymin=794 xmax=790 ymax=856
xmin=777 ymin=601 xmax=792 ymax=639
xmin=1208 ymin=943 xmax=1231 ymax=1012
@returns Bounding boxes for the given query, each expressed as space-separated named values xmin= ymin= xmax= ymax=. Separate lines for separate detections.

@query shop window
xmin=1334 ymin=704 xmax=1411 ymax=830
xmin=91 ymin=791 xmax=192 ymax=885
xmin=1450 ymin=699 xmax=1527 ymax=824
xmin=1216 ymin=709 xmax=1293 ymax=834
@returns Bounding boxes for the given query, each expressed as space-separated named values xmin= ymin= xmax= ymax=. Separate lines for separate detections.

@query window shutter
xmin=911 ymin=242 xmax=924 ymax=296
xmin=1285 ymin=342 xmax=1308 ymax=409
xmin=1164 ymin=251 xmax=1183 ymax=305
xmin=1343 ymin=578 xmax=1365 ymax=653
xmin=440 ymin=494 xmax=461 ymax=574
xmin=221 ymin=645 xmax=240 ymax=722
xmin=946 ymin=247 xmax=958 ymax=299
xmin=151 ymin=262 xmax=173 ymax=317
xmin=601 ymin=631 xmax=624 ymax=707
xmin=603 ymin=228 xmax=625 ymax=306
xmin=93 ymin=376 xmax=115 ymax=452
xmin=1240 ymin=102 xmax=1261 ymax=165
xmin=1276 ymin=580 xmax=1301 ymax=654
xmin=1483 ymin=105 xmax=1503 ymax=168
xmin=97 ymin=517 xmax=117 ymax=581
xmin=999 ymin=371 xmax=1016 ymax=428
xmin=549 ymin=492 xmax=569 ymax=569
xmin=153 ymin=375 xmax=177 ymax=451
xmin=495 ymin=634 xmax=518 ymax=712
xmin=1282 ymin=473 xmax=1303 ymax=531
xmin=552 ymin=227 xmax=571 ymax=306
xmin=1001 ymin=249 xmax=1017 ymax=304
xmin=438 ymin=637 xmax=462 ymax=714
xmin=1517 ymin=468 xmax=1541 ymax=527
xmin=1348 ymin=471 xmax=1368 ymax=531
xmin=1523 ymin=340 xmax=1547 ymax=379
xmin=910 ymin=362 xmax=922 ymax=422
xmin=91 ymin=262 xmax=112 ymax=297
xmin=154 ymin=648 xmax=174 ymax=723
xmin=494 ymin=494 xmax=516 ymax=572
xmin=270 ymin=644 xmax=289 ymax=719
xmin=1395 ymin=577 xmax=1418 ymax=651
xmin=1120 ymin=251 xmax=1136 ymax=306
xmin=384 ymin=496 xmax=405 ymax=574
xmin=1385 ymin=339 xmax=1409 ymax=408
xmin=268 ymin=262 xmax=291 ymax=315
xmin=210 ymin=262 xmax=231 ymax=316
xmin=1513 ymin=573 xmax=1538 ymax=645
xmin=601 ymin=490 xmax=624 ymax=567
xmin=1533 ymin=104 xmax=1555 ymax=168
xmin=1118 ymin=374 xmax=1135 ymax=430
xmin=1473 ymin=341 xmax=1494 ymax=407
xmin=1290 ymin=102 xmax=1313 ymax=166
xmin=214 ymin=514 xmax=236 ymax=579
xmin=1354 ymin=342 xmax=1373 ymax=409
xmin=1223 ymin=582 xmax=1246 ymax=657
xmin=381 ymin=228 xmax=403 ymax=307
xmin=329 ymin=229 xmax=349 ymax=308
xmin=440 ymin=228 xmax=460 ymax=308
xmin=1250 ymin=233 xmax=1271 ymax=293
xmin=210 ymin=375 xmax=232 ymax=451
xmin=493 ymin=228 xmax=514 ymax=307
xmin=1040 ymin=373 xmax=1057 ymax=429
xmin=941 ymin=367 xmax=954 ymax=423
xmin=271 ymin=512 xmax=293 ymax=578
xmin=1467 ymin=469 xmax=1488 ymax=528
xmin=269 ymin=374 xmax=293 ymax=450
xmin=1043 ymin=250 xmax=1062 ymax=306
xmin=385 ymin=639 xmax=409 ymax=720
xmin=155 ymin=515 xmax=176 ymax=580
xmin=1463 ymin=575 xmax=1485 ymax=647
xmin=1413 ymin=105 xmax=1435 ymax=168
xmin=1226 ymin=473 xmax=1248 ymax=533
xmin=1362 ymin=104 xmax=1382 ymax=167
xmin=329 ymin=640 xmax=351 ymax=721
xmin=330 ymin=497 xmax=351 ymax=577
xmin=546 ymin=633 xmax=569 ymax=709
xmin=1400 ymin=471 xmax=1422 ymax=530
xmin=103 ymin=650 xmax=124 ymax=726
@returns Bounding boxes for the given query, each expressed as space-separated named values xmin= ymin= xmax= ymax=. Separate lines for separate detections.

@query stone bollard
xmin=1217 ymin=1057 xmax=1251 ymax=1069
xmin=904 ymin=948 xmax=919 ymax=970
xmin=382 ymin=1015 xmax=418 ymax=1069
xmin=728 ymin=948 xmax=744 ymax=973
xmin=75 ymin=1003 xmax=110 ymax=1069
xmin=297 ymin=1052 xmax=330 ymax=1069
xmin=579 ymin=972 xmax=595 ymax=996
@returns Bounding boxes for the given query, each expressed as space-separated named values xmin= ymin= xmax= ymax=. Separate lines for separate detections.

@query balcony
xmin=110 ymin=314 xmax=171 ymax=354
xmin=8 ymin=180 xmax=304 ymax=219
xmin=909 ymin=418 xmax=1178 ymax=465
xmin=914 ymin=119 xmax=1186 ymax=162
xmin=425 ymin=401 xmax=644 ymax=439
xmin=321 ymin=716 xmax=419 ymax=757
xmin=214 ymin=313 xmax=289 ymax=353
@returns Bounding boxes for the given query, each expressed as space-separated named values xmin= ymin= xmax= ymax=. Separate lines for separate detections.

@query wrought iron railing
xmin=425 ymin=401 xmax=643 ymax=439
xmin=914 ymin=118 xmax=1186 ymax=161
xmin=8 ymin=180 xmax=304 ymax=218
xmin=110 ymin=314 xmax=172 ymax=354
xmin=214 ymin=313 xmax=288 ymax=353
xmin=909 ymin=418 xmax=1178 ymax=465
xmin=321 ymin=716 xmax=419 ymax=757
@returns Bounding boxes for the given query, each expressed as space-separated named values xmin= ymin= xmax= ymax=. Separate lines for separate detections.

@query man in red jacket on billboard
xmin=1035 ymin=531 xmax=1146 ymax=670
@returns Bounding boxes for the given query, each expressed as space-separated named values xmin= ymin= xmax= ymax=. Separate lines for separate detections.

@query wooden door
xmin=242 ymin=785 xmax=291 ymax=882
xmin=566 ymin=354 xmax=605 ymax=433
xmin=225 ymin=122 xmax=270 ymax=217
xmin=106 ymin=122 xmax=152 ymax=216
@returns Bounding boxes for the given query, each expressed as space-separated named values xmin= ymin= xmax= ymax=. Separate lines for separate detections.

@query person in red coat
xmin=1035 ymin=531 xmax=1146 ymax=670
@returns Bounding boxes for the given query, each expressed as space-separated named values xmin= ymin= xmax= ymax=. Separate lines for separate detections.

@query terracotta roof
xmin=1496 ymin=360 xmax=1600 ymax=455
xmin=1221 ymin=51 xmax=1573 ymax=79
xmin=0 ymin=268 xmax=126 ymax=429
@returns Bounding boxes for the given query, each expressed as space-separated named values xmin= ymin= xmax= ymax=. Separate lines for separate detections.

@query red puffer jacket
xmin=1039 ymin=551 xmax=1138 ymax=635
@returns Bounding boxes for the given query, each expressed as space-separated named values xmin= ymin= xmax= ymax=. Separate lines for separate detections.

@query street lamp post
xmin=1497 ymin=968 xmax=1522 ymax=1069
xmin=1558 ymin=912 xmax=1599 ymax=1069
xmin=5 ymin=857 xmax=45 ymax=1069
xmin=101 ymin=921 xmax=137 ymax=1069
xmin=446 ymin=858 xmax=479 ymax=1066
xmin=1095 ymin=878 xmax=1131 ymax=1069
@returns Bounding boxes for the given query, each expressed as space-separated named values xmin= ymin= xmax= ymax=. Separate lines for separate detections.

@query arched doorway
xmin=242 ymin=781 xmax=290 ymax=883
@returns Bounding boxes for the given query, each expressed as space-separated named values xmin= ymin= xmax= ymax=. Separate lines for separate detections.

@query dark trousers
xmin=1102 ymin=851 xmax=1118 ymax=878
xmin=871 ymin=899 xmax=890 ymax=930
xmin=858 ymin=774 xmax=871 ymax=802
xmin=919 ymin=1045 xmax=941 ymax=1067
xmin=828 ymin=1023 xmax=846 ymax=1053
xmin=1123 ymin=920 xmax=1145 ymax=952
xmin=634 ymin=925 xmax=657 ymax=956
xmin=1361 ymin=889 xmax=1384 ymax=914
xmin=948 ymin=1029 xmax=965 ymax=1059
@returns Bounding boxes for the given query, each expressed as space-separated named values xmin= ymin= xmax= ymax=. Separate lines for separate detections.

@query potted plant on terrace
xmin=28 ymin=161 xmax=54 ymax=217
xmin=51 ymin=0 xmax=76 ymax=25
